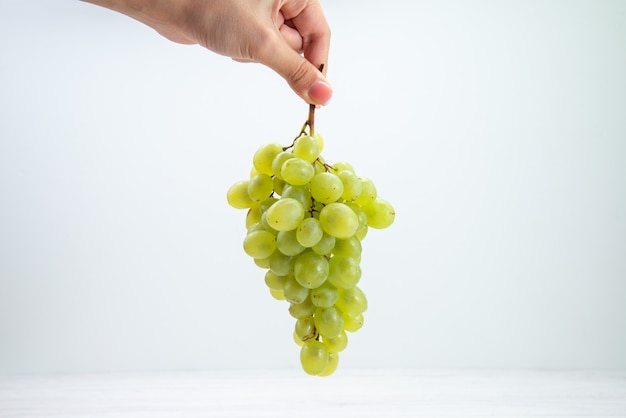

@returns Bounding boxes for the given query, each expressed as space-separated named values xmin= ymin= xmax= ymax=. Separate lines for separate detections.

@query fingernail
xmin=308 ymin=81 xmax=333 ymax=106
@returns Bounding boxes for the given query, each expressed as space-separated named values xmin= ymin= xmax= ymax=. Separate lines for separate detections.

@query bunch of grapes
xmin=226 ymin=107 xmax=394 ymax=376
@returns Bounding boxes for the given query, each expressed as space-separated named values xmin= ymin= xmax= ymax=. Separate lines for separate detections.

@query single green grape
xmin=294 ymin=250 xmax=329 ymax=289
xmin=247 ymin=173 xmax=274 ymax=202
xmin=324 ymin=330 xmax=348 ymax=353
xmin=253 ymin=143 xmax=283 ymax=175
xmin=254 ymin=256 xmax=271 ymax=269
xmin=300 ymin=340 xmax=329 ymax=376
xmin=258 ymin=197 xmax=278 ymax=214
xmin=327 ymin=256 xmax=361 ymax=289
xmin=294 ymin=316 xmax=317 ymax=342
xmin=292 ymin=135 xmax=320 ymax=163
xmin=284 ymin=276 xmax=309 ymax=304
xmin=281 ymin=184 xmax=312 ymax=207
xmin=319 ymin=202 xmax=359 ymax=239
xmin=338 ymin=170 xmax=362 ymax=202
xmin=281 ymin=158 xmax=315 ymax=186
xmin=271 ymin=151 xmax=294 ymax=181
xmin=265 ymin=198 xmax=305 ymax=231
xmin=293 ymin=331 xmax=305 ymax=347
xmin=276 ymin=229 xmax=305 ymax=256
xmin=354 ymin=177 xmax=377 ymax=206
xmin=310 ymin=281 xmax=339 ymax=308
xmin=314 ymin=305 xmax=344 ymax=339
xmin=333 ymin=236 xmax=363 ymax=259
xmin=227 ymin=180 xmax=255 ymax=209
xmin=296 ymin=217 xmax=324 ymax=248
xmin=318 ymin=351 xmax=338 ymax=376
xmin=343 ymin=313 xmax=364 ymax=333
xmin=289 ymin=297 xmax=317 ymax=319
xmin=331 ymin=161 xmax=355 ymax=174
xmin=336 ymin=286 xmax=368 ymax=315
xmin=273 ymin=177 xmax=286 ymax=196
xmin=311 ymin=232 xmax=336 ymax=256
xmin=243 ymin=229 xmax=276 ymax=259
xmin=245 ymin=206 xmax=262 ymax=229
xmin=264 ymin=270 xmax=289 ymax=291
xmin=313 ymin=133 xmax=324 ymax=153
xmin=269 ymin=251 xmax=295 ymax=276
xmin=363 ymin=197 xmax=396 ymax=229
xmin=310 ymin=172 xmax=344 ymax=204
xmin=269 ymin=288 xmax=285 ymax=301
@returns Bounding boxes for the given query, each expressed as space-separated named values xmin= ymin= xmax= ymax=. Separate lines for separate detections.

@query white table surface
xmin=1 ymin=369 xmax=625 ymax=417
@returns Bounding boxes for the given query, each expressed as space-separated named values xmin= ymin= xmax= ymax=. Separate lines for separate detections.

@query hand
xmin=82 ymin=0 xmax=333 ymax=105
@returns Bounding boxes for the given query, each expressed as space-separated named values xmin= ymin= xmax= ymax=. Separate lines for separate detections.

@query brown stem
xmin=306 ymin=64 xmax=325 ymax=137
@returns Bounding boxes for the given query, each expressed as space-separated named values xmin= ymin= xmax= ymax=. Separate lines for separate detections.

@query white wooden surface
xmin=1 ymin=369 xmax=625 ymax=417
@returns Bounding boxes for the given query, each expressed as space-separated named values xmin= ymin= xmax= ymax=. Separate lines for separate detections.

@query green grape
xmin=273 ymin=177 xmax=286 ymax=196
xmin=227 ymin=180 xmax=255 ymax=209
xmin=327 ymin=256 xmax=361 ymax=289
xmin=269 ymin=251 xmax=295 ymax=276
xmin=318 ymin=351 xmax=338 ymax=376
xmin=246 ymin=222 xmax=266 ymax=234
xmin=336 ymin=286 xmax=368 ymax=315
xmin=314 ymin=305 xmax=344 ymax=339
xmin=300 ymin=340 xmax=329 ymax=376
xmin=293 ymin=331 xmax=304 ymax=347
xmin=331 ymin=161 xmax=355 ymax=174
xmin=363 ymin=197 xmax=396 ymax=229
xmin=313 ymin=132 xmax=325 ymax=153
xmin=281 ymin=184 xmax=312 ymax=207
xmin=296 ymin=217 xmax=323 ymax=247
xmin=355 ymin=225 xmax=368 ymax=241
xmin=264 ymin=270 xmax=289 ymax=291
xmin=319 ymin=202 xmax=359 ymax=239
xmin=245 ymin=206 xmax=262 ymax=229
xmin=269 ymin=288 xmax=285 ymax=301
xmin=344 ymin=202 xmax=368 ymax=234
xmin=243 ymin=229 xmax=276 ymax=259
xmin=284 ymin=276 xmax=309 ymax=304
xmin=311 ymin=232 xmax=336 ymax=256
xmin=333 ymin=236 xmax=363 ymax=258
xmin=258 ymin=197 xmax=278 ymax=214
xmin=247 ymin=173 xmax=274 ymax=202
xmin=281 ymin=158 xmax=315 ymax=186
xmin=338 ymin=170 xmax=362 ymax=202
xmin=253 ymin=143 xmax=283 ymax=175
xmin=293 ymin=135 xmax=320 ymax=163
xmin=310 ymin=281 xmax=338 ymax=308
xmin=276 ymin=230 xmax=305 ymax=256
xmin=271 ymin=151 xmax=294 ymax=181
xmin=355 ymin=177 xmax=377 ymax=206
xmin=265 ymin=198 xmax=305 ymax=231
xmin=343 ymin=313 xmax=364 ymax=333
xmin=294 ymin=250 xmax=329 ymax=289
xmin=254 ymin=256 xmax=271 ymax=269
xmin=310 ymin=172 xmax=343 ymax=204
xmin=324 ymin=330 xmax=348 ymax=353
xmin=295 ymin=316 xmax=317 ymax=342
xmin=289 ymin=297 xmax=317 ymax=319
xmin=294 ymin=331 xmax=305 ymax=347
xmin=260 ymin=212 xmax=279 ymax=235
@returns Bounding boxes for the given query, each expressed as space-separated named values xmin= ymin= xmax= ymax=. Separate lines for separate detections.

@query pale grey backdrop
xmin=1 ymin=0 xmax=625 ymax=374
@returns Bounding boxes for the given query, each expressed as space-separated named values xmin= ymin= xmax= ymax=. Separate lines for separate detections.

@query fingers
xmin=261 ymin=0 xmax=332 ymax=105
xmin=258 ymin=36 xmax=332 ymax=105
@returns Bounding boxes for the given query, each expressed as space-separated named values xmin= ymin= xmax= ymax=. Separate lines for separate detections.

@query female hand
xmin=83 ymin=0 xmax=333 ymax=105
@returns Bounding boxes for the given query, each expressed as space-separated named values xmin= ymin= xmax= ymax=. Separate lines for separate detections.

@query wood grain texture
xmin=1 ymin=369 xmax=625 ymax=417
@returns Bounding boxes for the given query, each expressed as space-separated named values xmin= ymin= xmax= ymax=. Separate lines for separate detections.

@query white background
xmin=0 ymin=0 xmax=625 ymax=374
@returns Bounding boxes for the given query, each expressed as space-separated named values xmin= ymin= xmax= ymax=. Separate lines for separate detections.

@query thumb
xmin=261 ymin=42 xmax=333 ymax=106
